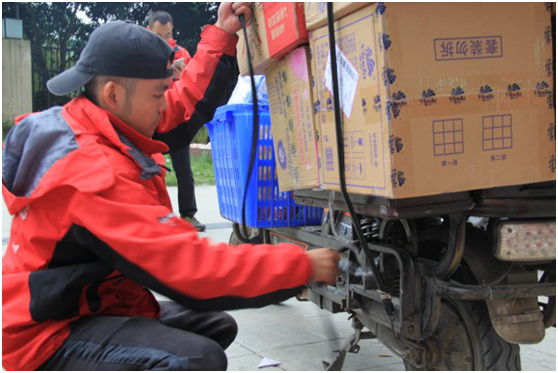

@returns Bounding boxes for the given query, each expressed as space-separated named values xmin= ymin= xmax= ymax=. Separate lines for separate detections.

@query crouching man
xmin=2 ymin=3 xmax=340 ymax=370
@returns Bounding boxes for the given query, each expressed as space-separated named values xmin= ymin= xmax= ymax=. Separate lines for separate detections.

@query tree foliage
xmin=2 ymin=2 xmax=222 ymax=111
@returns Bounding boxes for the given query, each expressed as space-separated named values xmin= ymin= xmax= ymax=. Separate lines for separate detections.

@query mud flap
xmin=462 ymin=227 xmax=546 ymax=344
xmin=486 ymin=297 xmax=545 ymax=344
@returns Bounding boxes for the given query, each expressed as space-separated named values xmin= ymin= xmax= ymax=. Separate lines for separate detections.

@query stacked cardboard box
xmin=303 ymin=2 xmax=368 ymax=31
xmin=308 ymin=3 xmax=555 ymax=198
xmin=266 ymin=46 xmax=318 ymax=191
xmin=236 ymin=2 xmax=308 ymax=75
xmin=263 ymin=2 xmax=308 ymax=59
xmin=236 ymin=3 xmax=273 ymax=76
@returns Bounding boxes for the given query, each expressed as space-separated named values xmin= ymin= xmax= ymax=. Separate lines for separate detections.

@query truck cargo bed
xmin=294 ymin=181 xmax=555 ymax=219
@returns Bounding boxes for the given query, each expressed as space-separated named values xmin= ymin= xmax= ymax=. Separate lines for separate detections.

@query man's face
xmin=114 ymin=77 xmax=169 ymax=138
xmin=149 ymin=21 xmax=173 ymax=42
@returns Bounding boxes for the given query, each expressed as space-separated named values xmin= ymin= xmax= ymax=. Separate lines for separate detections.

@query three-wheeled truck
xmin=223 ymin=3 xmax=557 ymax=370
xmin=231 ymin=181 xmax=555 ymax=370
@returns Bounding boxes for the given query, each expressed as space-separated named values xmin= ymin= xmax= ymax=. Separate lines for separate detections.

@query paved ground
xmin=2 ymin=186 xmax=556 ymax=371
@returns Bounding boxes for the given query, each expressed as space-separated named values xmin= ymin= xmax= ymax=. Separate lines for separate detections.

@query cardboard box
xmin=266 ymin=46 xmax=319 ymax=191
xmin=263 ymin=3 xmax=308 ymax=60
xmin=236 ymin=3 xmax=276 ymax=76
xmin=309 ymin=3 xmax=555 ymax=199
xmin=304 ymin=2 xmax=368 ymax=31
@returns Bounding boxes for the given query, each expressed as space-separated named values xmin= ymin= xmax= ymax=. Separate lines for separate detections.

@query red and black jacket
xmin=2 ymin=25 xmax=311 ymax=371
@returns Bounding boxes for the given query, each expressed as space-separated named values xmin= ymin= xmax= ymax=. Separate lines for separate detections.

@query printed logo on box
xmin=376 ymin=2 xmax=386 ymax=15
xmin=478 ymin=85 xmax=494 ymax=102
xmin=505 ymin=83 xmax=522 ymax=100
xmin=359 ymin=44 xmax=375 ymax=79
xmin=277 ymin=140 xmax=287 ymax=170
xmin=546 ymin=59 xmax=553 ymax=78
xmin=548 ymin=122 xmax=556 ymax=142
xmin=380 ymin=33 xmax=391 ymax=51
xmin=389 ymin=135 xmax=403 ymax=154
xmin=545 ymin=26 xmax=552 ymax=45
xmin=449 ymin=87 xmax=466 ymax=104
xmin=535 ymin=81 xmax=553 ymax=109
xmin=420 ymin=89 xmax=437 ymax=106
xmin=314 ymin=100 xmax=321 ymax=114
xmin=391 ymin=169 xmax=406 ymax=188
xmin=385 ymin=101 xmax=392 ymax=121
xmin=434 ymin=36 xmax=503 ymax=61
xmin=382 ymin=67 xmax=396 ymax=86
xmin=373 ymin=95 xmax=381 ymax=113
xmin=389 ymin=91 xmax=407 ymax=118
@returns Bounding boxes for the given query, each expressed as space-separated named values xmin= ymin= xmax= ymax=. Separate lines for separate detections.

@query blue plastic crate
xmin=206 ymin=104 xmax=323 ymax=228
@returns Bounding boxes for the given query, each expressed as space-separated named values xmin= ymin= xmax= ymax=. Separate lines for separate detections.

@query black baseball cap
xmin=47 ymin=20 xmax=175 ymax=96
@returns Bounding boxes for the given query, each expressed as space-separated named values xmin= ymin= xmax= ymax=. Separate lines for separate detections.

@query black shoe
xmin=183 ymin=216 xmax=206 ymax=231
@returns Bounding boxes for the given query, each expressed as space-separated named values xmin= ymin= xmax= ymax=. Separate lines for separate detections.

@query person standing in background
xmin=148 ymin=11 xmax=206 ymax=231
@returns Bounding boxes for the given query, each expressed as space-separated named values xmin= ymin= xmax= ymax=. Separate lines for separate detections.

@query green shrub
xmin=192 ymin=126 xmax=209 ymax=144
xmin=2 ymin=120 xmax=14 ymax=140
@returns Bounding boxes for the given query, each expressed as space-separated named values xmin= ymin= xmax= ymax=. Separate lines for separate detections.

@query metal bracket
xmin=322 ymin=315 xmax=374 ymax=371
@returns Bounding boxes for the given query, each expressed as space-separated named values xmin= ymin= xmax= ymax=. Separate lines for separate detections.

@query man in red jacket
xmin=147 ymin=10 xmax=206 ymax=232
xmin=147 ymin=11 xmax=192 ymax=79
xmin=2 ymin=2 xmax=339 ymax=371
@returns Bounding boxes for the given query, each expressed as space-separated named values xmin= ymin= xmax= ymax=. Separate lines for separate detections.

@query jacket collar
xmin=64 ymin=95 xmax=169 ymax=179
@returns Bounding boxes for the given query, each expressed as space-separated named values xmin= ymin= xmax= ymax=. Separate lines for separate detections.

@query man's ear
xmin=146 ymin=25 xmax=151 ymax=31
xmin=100 ymin=81 xmax=121 ymax=112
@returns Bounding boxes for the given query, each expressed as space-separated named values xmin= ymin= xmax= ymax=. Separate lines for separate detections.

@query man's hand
xmin=172 ymin=60 xmax=185 ymax=80
xmin=215 ymin=2 xmax=251 ymax=35
xmin=306 ymin=249 xmax=341 ymax=285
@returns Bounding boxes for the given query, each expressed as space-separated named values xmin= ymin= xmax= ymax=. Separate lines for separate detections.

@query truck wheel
xmin=405 ymin=299 xmax=520 ymax=370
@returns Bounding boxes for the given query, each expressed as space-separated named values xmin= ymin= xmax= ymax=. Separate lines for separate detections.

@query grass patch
xmin=164 ymin=151 xmax=215 ymax=187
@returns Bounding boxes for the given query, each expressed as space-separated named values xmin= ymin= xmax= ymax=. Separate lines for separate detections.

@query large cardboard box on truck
xmin=309 ymin=3 xmax=555 ymax=199
xmin=266 ymin=46 xmax=320 ymax=191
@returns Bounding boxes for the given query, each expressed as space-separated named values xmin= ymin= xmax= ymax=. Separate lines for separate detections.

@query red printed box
xmin=263 ymin=2 xmax=308 ymax=60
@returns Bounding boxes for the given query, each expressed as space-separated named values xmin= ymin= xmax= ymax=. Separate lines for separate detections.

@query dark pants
xmin=38 ymin=301 xmax=238 ymax=371
xmin=170 ymin=146 xmax=197 ymax=218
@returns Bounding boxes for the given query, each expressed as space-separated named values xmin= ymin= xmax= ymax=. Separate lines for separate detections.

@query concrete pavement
xmin=2 ymin=186 xmax=556 ymax=371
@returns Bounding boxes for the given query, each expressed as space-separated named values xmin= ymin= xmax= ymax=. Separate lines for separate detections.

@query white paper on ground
xmin=258 ymin=357 xmax=282 ymax=368
xmin=324 ymin=45 xmax=359 ymax=119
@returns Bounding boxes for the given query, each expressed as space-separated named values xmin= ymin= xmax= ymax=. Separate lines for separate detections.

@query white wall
xmin=2 ymin=38 xmax=32 ymax=123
